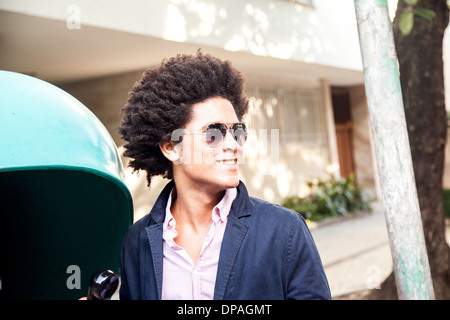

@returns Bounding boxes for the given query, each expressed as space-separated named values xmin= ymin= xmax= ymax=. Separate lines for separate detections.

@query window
xmin=244 ymin=85 xmax=329 ymax=163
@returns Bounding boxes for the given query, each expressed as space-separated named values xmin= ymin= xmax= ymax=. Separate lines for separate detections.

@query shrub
xmin=282 ymin=174 xmax=372 ymax=222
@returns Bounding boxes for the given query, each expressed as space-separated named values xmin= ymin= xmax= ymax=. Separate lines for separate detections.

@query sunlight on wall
xmin=164 ymin=3 xmax=187 ymax=42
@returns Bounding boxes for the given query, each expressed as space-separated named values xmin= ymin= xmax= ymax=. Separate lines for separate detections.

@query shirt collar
xmin=213 ymin=187 xmax=237 ymax=223
xmin=163 ymin=187 xmax=177 ymax=233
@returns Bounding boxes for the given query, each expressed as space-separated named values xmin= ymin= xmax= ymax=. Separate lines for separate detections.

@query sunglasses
xmin=202 ymin=122 xmax=248 ymax=148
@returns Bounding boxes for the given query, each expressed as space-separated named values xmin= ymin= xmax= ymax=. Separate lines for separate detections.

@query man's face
xmin=173 ymin=97 xmax=246 ymax=192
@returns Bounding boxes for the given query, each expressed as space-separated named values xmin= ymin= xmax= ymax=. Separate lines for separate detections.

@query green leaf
xmin=403 ymin=0 xmax=418 ymax=5
xmin=413 ymin=8 xmax=436 ymax=20
xmin=399 ymin=11 xmax=414 ymax=35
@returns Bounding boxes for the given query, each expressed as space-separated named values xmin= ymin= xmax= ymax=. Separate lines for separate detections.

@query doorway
xmin=331 ymin=88 xmax=355 ymax=178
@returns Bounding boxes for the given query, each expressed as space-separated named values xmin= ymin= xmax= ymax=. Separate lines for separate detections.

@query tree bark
xmin=370 ymin=0 xmax=450 ymax=299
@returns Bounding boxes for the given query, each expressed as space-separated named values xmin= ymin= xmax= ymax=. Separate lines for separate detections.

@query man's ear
xmin=159 ymin=139 xmax=182 ymax=164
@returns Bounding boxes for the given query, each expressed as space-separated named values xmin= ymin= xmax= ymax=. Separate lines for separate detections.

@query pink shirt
xmin=161 ymin=187 xmax=237 ymax=300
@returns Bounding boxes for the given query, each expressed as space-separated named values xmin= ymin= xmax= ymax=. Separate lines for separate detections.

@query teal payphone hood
xmin=0 ymin=71 xmax=133 ymax=299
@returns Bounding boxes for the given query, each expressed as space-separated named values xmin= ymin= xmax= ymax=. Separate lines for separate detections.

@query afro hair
xmin=118 ymin=51 xmax=249 ymax=186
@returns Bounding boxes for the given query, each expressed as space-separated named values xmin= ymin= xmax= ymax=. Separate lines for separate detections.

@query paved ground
xmin=310 ymin=201 xmax=450 ymax=298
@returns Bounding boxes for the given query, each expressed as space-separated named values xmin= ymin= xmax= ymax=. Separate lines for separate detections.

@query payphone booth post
xmin=0 ymin=71 xmax=133 ymax=299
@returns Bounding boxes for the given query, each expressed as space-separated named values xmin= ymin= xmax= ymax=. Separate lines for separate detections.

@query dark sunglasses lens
xmin=232 ymin=123 xmax=248 ymax=146
xmin=205 ymin=123 xmax=227 ymax=147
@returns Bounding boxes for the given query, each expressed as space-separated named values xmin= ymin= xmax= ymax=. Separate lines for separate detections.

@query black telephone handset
xmin=87 ymin=270 xmax=119 ymax=300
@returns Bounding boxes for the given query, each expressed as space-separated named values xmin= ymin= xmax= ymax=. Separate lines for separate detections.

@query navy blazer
xmin=119 ymin=180 xmax=331 ymax=300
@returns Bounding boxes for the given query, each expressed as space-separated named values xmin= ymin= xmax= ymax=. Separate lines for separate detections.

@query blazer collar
xmin=233 ymin=180 xmax=252 ymax=218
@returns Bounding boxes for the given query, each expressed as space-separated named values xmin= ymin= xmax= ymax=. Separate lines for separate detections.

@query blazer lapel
xmin=213 ymin=214 xmax=248 ymax=300
xmin=145 ymin=223 xmax=163 ymax=299
xmin=141 ymin=180 xmax=174 ymax=300
xmin=214 ymin=182 xmax=252 ymax=300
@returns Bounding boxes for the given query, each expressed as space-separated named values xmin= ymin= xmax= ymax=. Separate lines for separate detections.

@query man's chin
xmin=224 ymin=176 xmax=240 ymax=189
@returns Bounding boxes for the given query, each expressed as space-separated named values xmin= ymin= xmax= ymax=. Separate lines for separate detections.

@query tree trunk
xmin=369 ymin=0 xmax=450 ymax=299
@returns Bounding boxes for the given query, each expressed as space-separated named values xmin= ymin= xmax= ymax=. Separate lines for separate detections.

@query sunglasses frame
xmin=202 ymin=122 xmax=248 ymax=148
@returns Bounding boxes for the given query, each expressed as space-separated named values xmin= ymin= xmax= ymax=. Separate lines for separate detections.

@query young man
xmin=118 ymin=51 xmax=331 ymax=300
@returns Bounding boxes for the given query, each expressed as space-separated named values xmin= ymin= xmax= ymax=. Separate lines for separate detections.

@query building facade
xmin=1 ymin=0 xmax=383 ymax=220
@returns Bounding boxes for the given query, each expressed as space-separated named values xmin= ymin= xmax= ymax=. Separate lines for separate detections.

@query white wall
xmin=0 ymin=0 xmax=363 ymax=71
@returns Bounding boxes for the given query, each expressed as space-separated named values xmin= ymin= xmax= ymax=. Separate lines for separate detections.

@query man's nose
xmin=221 ymin=130 xmax=238 ymax=152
